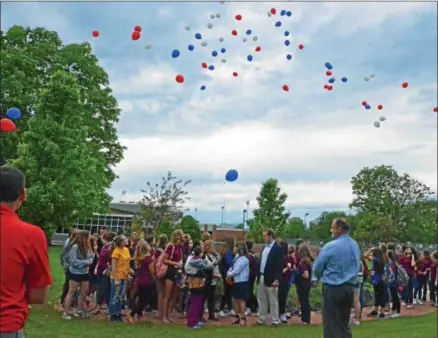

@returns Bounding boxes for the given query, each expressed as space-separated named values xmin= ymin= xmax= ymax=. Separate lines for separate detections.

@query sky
xmin=2 ymin=1 xmax=437 ymax=225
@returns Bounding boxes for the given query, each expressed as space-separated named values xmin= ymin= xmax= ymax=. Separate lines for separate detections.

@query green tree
xmin=248 ymin=178 xmax=288 ymax=242
xmin=179 ymin=215 xmax=201 ymax=241
xmin=307 ymin=211 xmax=349 ymax=241
xmin=157 ymin=220 xmax=173 ymax=239
xmin=140 ymin=171 xmax=191 ymax=230
xmin=281 ymin=217 xmax=306 ymax=239
xmin=11 ymin=71 xmax=109 ymax=239
xmin=402 ymin=200 xmax=437 ymax=243
xmin=349 ymin=165 xmax=434 ymax=238
xmin=353 ymin=212 xmax=397 ymax=244
xmin=1 ymin=26 xmax=124 ymax=180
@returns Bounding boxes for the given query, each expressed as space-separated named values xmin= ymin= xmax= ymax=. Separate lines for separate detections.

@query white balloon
xmin=221 ymin=59 xmax=226 ymax=63
xmin=216 ymin=13 xmax=221 ymax=18
xmin=144 ymin=43 xmax=152 ymax=49
xmin=219 ymin=37 xmax=224 ymax=42
xmin=253 ymin=36 xmax=258 ymax=41
xmin=242 ymin=37 xmax=247 ymax=42
xmin=267 ymin=12 xmax=272 ymax=17
xmin=185 ymin=26 xmax=191 ymax=31
xmin=210 ymin=14 xmax=215 ymax=19
xmin=364 ymin=76 xmax=370 ymax=82
xmin=379 ymin=116 xmax=386 ymax=122
xmin=207 ymin=23 xmax=213 ymax=29
xmin=373 ymin=121 xmax=380 ymax=128
xmin=201 ymin=41 xmax=208 ymax=47
xmin=370 ymin=74 xmax=375 ymax=78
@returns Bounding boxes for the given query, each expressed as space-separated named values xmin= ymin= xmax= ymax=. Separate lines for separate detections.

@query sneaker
xmin=229 ymin=310 xmax=236 ymax=316
xmin=271 ymin=320 xmax=281 ymax=326
xmin=280 ymin=314 xmax=288 ymax=323
xmin=406 ymin=304 xmax=413 ymax=309
xmin=417 ymin=299 xmax=424 ymax=305
xmin=197 ymin=321 xmax=205 ymax=327
xmin=350 ymin=319 xmax=360 ymax=326
xmin=218 ymin=310 xmax=227 ymax=317
xmin=192 ymin=325 xmax=202 ymax=329
xmin=401 ymin=301 xmax=406 ymax=306
xmin=62 ymin=312 xmax=72 ymax=320
xmin=245 ymin=308 xmax=251 ymax=316
xmin=256 ymin=320 xmax=265 ymax=325
xmin=390 ymin=313 xmax=401 ymax=318
xmin=413 ymin=299 xmax=417 ymax=305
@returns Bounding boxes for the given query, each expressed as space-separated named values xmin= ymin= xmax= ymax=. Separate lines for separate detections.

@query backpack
xmin=248 ymin=253 xmax=260 ymax=281
xmin=396 ymin=265 xmax=409 ymax=287
xmin=155 ymin=245 xmax=175 ymax=279
xmin=382 ymin=264 xmax=395 ymax=285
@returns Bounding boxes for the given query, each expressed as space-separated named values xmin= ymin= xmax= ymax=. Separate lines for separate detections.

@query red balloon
xmin=270 ymin=8 xmax=276 ymax=14
xmin=231 ymin=30 xmax=238 ymax=36
xmin=298 ymin=44 xmax=304 ymax=50
xmin=326 ymin=71 xmax=332 ymax=76
xmin=324 ymin=85 xmax=329 ymax=89
xmin=377 ymin=105 xmax=383 ymax=110
xmin=201 ymin=62 xmax=208 ymax=69
xmin=361 ymin=101 xmax=367 ymax=106
xmin=235 ymin=14 xmax=242 ymax=21
xmin=175 ymin=74 xmax=185 ymax=83
xmin=282 ymin=85 xmax=289 ymax=92
xmin=434 ymin=107 xmax=438 ymax=113
xmin=0 ymin=119 xmax=16 ymax=132
xmin=233 ymin=72 xmax=238 ymax=77
xmin=92 ymin=30 xmax=99 ymax=38
xmin=131 ymin=31 xmax=141 ymax=40
xmin=134 ymin=25 xmax=142 ymax=32
xmin=327 ymin=85 xmax=333 ymax=91
xmin=401 ymin=82 xmax=408 ymax=88
xmin=255 ymin=46 xmax=261 ymax=52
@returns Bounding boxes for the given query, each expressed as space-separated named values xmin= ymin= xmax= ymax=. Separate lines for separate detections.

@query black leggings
xmin=131 ymin=285 xmax=153 ymax=317
xmin=203 ymin=284 xmax=216 ymax=316
xmin=278 ymin=280 xmax=290 ymax=315
xmin=373 ymin=281 xmax=386 ymax=309
xmin=389 ymin=286 xmax=400 ymax=313
xmin=297 ymin=280 xmax=311 ymax=324
xmin=220 ymin=279 xmax=233 ymax=311
xmin=60 ymin=271 xmax=70 ymax=304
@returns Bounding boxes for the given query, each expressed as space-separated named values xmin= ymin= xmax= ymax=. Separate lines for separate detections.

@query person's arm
xmin=227 ymin=258 xmax=247 ymax=277
xmin=364 ymin=248 xmax=373 ymax=261
xmin=163 ymin=246 xmax=180 ymax=267
xmin=26 ymin=227 xmax=53 ymax=305
xmin=69 ymin=245 xmax=92 ymax=269
xmin=312 ymin=245 xmax=330 ymax=281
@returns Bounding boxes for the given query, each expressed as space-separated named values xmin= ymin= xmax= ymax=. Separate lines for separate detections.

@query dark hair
xmin=236 ymin=242 xmax=248 ymax=257
xmin=193 ymin=247 xmax=202 ymax=257
xmin=245 ymin=240 xmax=253 ymax=251
xmin=295 ymin=238 xmax=305 ymax=249
xmin=264 ymin=228 xmax=276 ymax=239
xmin=0 ymin=166 xmax=26 ymax=202
xmin=157 ymin=234 xmax=168 ymax=249
xmin=372 ymin=248 xmax=385 ymax=274
xmin=145 ymin=235 xmax=155 ymax=245
xmin=280 ymin=241 xmax=289 ymax=256
xmin=102 ymin=232 xmax=113 ymax=242
xmin=423 ymin=250 xmax=430 ymax=257
xmin=333 ymin=218 xmax=350 ymax=232
xmin=222 ymin=237 xmax=235 ymax=254
xmin=388 ymin=250 xmax=396 ymax=263
xmin=114 ymin=236 xmax=125 ymax=248
xmin=193 ymin=240 xmax=203 ymax=249
xmin=387 ymin=243 xmax=396 ymax=251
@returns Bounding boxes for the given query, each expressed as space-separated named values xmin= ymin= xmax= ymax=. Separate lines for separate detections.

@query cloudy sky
xmin=2 ymin=1 xmax=437 ymax=225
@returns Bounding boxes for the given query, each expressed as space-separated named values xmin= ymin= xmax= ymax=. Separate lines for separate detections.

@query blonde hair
xmin=135 ymin=239 xmax=151 ymax=269
xmin=204 ymin=239 xmax=215 ymax=253
xmin=202 ymin=233 xmax=212 ymax=241
xmin=170 ymin=229 xmax=184 ymax=245
xmin=298 ymin=243 xmax=312 ymax=265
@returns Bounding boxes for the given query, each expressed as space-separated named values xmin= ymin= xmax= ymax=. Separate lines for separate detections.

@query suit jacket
xmin=259 ymin=243 xmax=284 ymax=287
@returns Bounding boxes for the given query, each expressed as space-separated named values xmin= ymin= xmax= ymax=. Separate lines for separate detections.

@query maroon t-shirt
xmin=165 ymin=244 xmax=183 ymax=262
xmin=96 ymin=244 xmax=111 ymax=276
xmin=430 ymin=261 xmax=437 ymax=282
xmin=399 ymin=256 xmax=415 ymax=278
xmin=417 ymin=259 xmax=430 ymax=280
xmin=137 ymin=256 xmax=154 ymax=286
xmin=299 ymin=260 xmax=312 ymax=281
xmin=282 ymin=255 xmax=295 ymax=282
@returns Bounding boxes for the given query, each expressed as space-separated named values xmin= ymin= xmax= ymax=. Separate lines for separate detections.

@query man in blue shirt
xmin=312 ymin=218 xmax=360 ymax=338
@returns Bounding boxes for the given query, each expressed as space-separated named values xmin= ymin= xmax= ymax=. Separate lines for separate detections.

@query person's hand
xmin=271 ymin=280 xmax=279 ymax=287
xmin=94 ymin=268 xmax=98 ymax=275
xmin=114 ymin=279 xmax=121 ymax=286
xmin=176 ymin=262 xmax=182 ymax=269
xmin=130 ymin=269 xmax=135 ymax=275
xmin=287 ymin=263 xmax=292 ymax=270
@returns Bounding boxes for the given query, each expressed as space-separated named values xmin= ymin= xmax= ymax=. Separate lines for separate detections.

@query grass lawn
xmin=24 ymin=247 xmax=438 ymax=338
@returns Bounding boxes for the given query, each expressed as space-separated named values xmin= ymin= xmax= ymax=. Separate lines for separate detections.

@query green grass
xmin=24 ymin=248 xmax=438 ymax=338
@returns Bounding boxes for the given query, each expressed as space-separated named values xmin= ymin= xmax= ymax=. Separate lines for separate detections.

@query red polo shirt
xmin=0 ymin=205 xmax=53 ymax=333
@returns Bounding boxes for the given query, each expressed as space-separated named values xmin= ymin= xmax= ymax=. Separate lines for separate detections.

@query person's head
xmin=131 ymin=237 xmax=140 ymax=249
xmin=145 ymin=234 xmax=155 ymax=247
xmin=89 ymin=235 xmax=98 ymax=253
xmin=170 ymin=229 xmax=183 ymax=245
xmin=99 ymin=226 xmax=107 ymax=236
xmin=387 ymin=250 xmax=396 ymax=263
xmin=204 ymin=240 xmax=215 ymax=254
xmin=432 ymin=251 xmax=438 ymax=262
xmin=101 ymin=232 xmax=112 ymax=245
xmin=70 ymin=230 xmax=90 ymax=256
xmin=288 ymin=246 xmax=295 ymax=257
xmin=193 ymin=246 xmax=203 ymax=258
xmin=295 ymin=238 xmax=305 ymax=250
xmin=193 ymin=239 xmax=204 ymax=252
xmin=387 ymin=242 xmax=396 ymax=251
xmin=70 ymin=229 xmax=79 ymax=240
xmin=263 ymin=228 xmax=276 ymax=244
xmin=135 ymin=239 xmax=151 ymax=268
xmin=0 ymin=166 xmax=26 ymax=211
xmin=235 ymin=242 xmax=248 ymax=257
xmin=280 ymin=241 xmax=289 ymax=256
xmin=114 ymin=235 xmax=128 ymax=248
xmin=186 ymin=239 xmax=194 ymax=251
xmin=298 ymin=243 xmax=311 ymax=265
xmin=404 ymin=247 xmax=413 ymax=256
xmin=245 ymin=240 xmax=254 ymax=252
xmin=202 ymin=232 xmax=212 ymax=241
xmin=157 ymin=234 xmax=168 ymax=249
xmin=330 ymin=218 xmax=350 ymax=238
xmin=183 ymin=234 xmax=191 ymax=242
xmin=380 ymin=243 xmax=388 ymax=255
xmin=423 ymin=250 xmax=430 ymax=259
xmin=222 ymin=237 xmax=235 ymax=254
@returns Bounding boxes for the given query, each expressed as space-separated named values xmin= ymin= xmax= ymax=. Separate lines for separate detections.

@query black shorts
xmin=69 ymin=273 xmax=90 ymax=283
xmin=165 ymin=266 xmax=177 ymax=282
xmin=232 ymin=281 xmax=249 ymax=301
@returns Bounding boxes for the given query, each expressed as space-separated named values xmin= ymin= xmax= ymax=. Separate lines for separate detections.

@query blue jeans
xmin=96 ymin=275 xmax=109 ymax=306
xmin=413 ymin=278 xmax=421 ymax=299
xmin=403 ymin=278 xmax=414 ymax=305
xmin=109 ymin=279 xmax=127 ymax=316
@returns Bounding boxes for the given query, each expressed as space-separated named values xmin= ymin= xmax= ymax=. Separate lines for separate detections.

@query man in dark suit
xmin=257 ymin=228 xmax=284 ymax=326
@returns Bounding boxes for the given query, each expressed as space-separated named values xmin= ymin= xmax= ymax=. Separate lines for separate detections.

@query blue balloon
xmin=280 ymin=9 xmax=286 ymax=16
xmin=365 ymin=104 xmax=371 ymax=110
xmin=246 ymin=29 xmax=252 ymax=35
xmin=284 ymin=31 xmax=290 ymax=37
xmin=286 ymin=11 xmax=292 ymax=17
xmin=284 ymin=40 xmax=290 ymax=46
xmin=275 ymin=21 xmax=282 ymax=27
xmin=286 ymin=54 xmax=292 ymax=60
xmin=5 ymin=107 xmax=21 ymax=121
xmin=195 ymin=33 xmax=202 ymax=39
xmin=328 ymin=78 xmax=335 ymax=84
xmin=247 ymin=55 xmax=253 ymax=62
xmin=212 ymin=50 xmax=218 ymax=57
xmin=208 ymin=65 xmax=215 ymax=70
xmin=171 ymin=49 xmax=180 ymax=58
xmin=221 ymin=48 xmax=226 ymax=53
xmin=225 ymin=169 xmax=238 ymax=182
xmin=341 ymin=77 xmax=348 ymax=83
xmin=188 ymin=44 xmax=195 ymax=51
xmin=324 ymin=62 xmax=333 ymax=70
xmin=200 ymin=85 xmax=206 ymax=90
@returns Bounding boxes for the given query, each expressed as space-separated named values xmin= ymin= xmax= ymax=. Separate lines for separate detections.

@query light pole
xmin=304 ymin=213 xmax=309 ymax=226
xmin=242 ymin=209 xmax=247 ymax=239
xmin=194 ymin=207 xmax=197 ymax=221
xmin=221 ymin=206 xmax=225 ymax=225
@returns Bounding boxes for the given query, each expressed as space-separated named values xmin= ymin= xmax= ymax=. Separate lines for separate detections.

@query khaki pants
xmin=257 ymin=276 xmax=279 ymax=323
xmin=0 ymin=329 xmax=24 ymax=338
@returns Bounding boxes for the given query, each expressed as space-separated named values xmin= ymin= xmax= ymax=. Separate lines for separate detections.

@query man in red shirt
xmin=0 ymin=166 xmax=53 ymax=337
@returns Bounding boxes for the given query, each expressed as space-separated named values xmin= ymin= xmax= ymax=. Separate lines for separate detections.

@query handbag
xmin=155 ymin=245 xmax=175 ymax=279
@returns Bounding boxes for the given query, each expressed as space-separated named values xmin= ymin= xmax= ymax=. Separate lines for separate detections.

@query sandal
xmin=232 ymin=316 xmax=240 ymax=325
xmin=239 ymin=317 xmax=247 ymax=326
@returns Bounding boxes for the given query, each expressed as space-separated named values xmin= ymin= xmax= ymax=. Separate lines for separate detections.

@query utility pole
xmin=221 ymin=206 xmax=225 ymax=225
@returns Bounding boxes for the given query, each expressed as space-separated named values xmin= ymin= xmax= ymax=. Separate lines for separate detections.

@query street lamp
xmin=304 ymin=213 xmax=309 ymax=226
xmin=194 ymin=207 xmax=197 ymax=221
xmin=221 ymin=206 xmax=225 ymax=225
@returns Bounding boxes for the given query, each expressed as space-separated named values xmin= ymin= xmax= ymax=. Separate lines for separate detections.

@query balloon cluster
xmin=322 ymin=62 xmax=348 ymax=91
xmin=0 ymin=107 xmax=21 ymax=133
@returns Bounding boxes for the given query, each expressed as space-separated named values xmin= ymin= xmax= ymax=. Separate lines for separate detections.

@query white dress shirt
xmin=260 ymin=241 xmax=274 ymax=274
